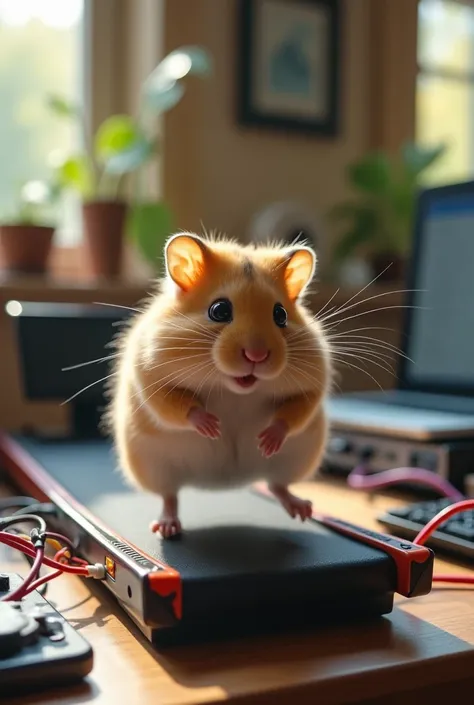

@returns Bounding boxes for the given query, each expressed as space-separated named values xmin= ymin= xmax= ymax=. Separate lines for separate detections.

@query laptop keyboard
xmin=378 ymin=498 xmax=474 ymax=561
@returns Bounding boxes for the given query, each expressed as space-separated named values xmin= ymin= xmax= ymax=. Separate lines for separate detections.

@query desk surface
xmin=2 ymin=477 xmax=474 ymax=705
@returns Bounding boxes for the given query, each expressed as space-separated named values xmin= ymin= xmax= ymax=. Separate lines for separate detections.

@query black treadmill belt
xmin=11 ymin=436 xmax=393 ymax=594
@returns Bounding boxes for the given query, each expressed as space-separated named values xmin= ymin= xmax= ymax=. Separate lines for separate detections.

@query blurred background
xmin=0 ymin=0 xmax=472 ymax=431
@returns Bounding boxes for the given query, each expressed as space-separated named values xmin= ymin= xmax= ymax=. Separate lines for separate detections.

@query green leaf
xmin=159 ymin=46 xmax=212 ymax=79
xmin=347 ymin=153 xmax=391 ymax=194
xmin=127 ymin=202 xmax=174 ymax=269
xmin=95 ymin=116 xmax=141 ymax=160
xmin=46 ymin=93 xmax=79 ymax=118
xmin=327 ymin=202 xmax=368 ymax=223
xmin=104 ymin=137 xmax=155 ymax=175
xmin=56 ymin=155 xmax=94 ymax=198
xmin=333 ymin=207 xmax=379 ymax=262
xmin=142 ymin=45 xmax=212 ymax=113
xmin=401 ymin=142 xmax=447 ymax=176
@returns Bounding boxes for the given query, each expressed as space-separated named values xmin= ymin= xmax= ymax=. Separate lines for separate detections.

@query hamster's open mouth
xmin=233 ymin=374 xmax=257 ymax=388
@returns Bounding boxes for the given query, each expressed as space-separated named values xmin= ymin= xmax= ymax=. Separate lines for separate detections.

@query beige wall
xmin=163 ymin=0 xmax=372 ymax=263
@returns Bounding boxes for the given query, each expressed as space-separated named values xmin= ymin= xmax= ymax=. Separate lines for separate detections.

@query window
xmin=0 ymin=0 xmax=84 ymax=246
xmin=416 ymin=0 xmax=474 ymax=185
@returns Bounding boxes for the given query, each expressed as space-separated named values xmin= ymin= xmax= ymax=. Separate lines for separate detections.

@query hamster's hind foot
xmin=150 ymin=495 xmax=182 ymax=539
xmin=269 ymin=483 xmax=313 ymax=522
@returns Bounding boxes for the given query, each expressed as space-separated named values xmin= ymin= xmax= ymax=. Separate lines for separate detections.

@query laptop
xmin=328 ymin=180 xmax=474 ymax=441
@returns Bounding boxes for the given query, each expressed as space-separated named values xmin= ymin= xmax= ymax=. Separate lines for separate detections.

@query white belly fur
xmin=117 ymin=388 xmax=328 ymax=498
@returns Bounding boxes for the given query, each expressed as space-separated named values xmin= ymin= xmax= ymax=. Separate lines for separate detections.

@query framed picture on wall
xmin=238 ymin=0 xmax=341 ymax=136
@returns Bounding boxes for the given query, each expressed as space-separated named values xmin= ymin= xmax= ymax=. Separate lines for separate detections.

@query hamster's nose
xmin=242 ymin=348 xmax=270 ymax=363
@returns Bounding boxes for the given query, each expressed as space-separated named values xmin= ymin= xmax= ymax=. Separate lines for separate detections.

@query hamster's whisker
xmin=320 ymin=288 xmax=414 ymax=324
xmin=134 ymin=360 xmax=213 ymax=413
xmin=329 ymin=341 xmax=404 ymax=364
xmin=325 ymin=325 xmax=397 ymax=338
xmin=320 ymin=304 xmax=426 ymax=333
xmin=328 ymin=339 xmax=398 ymax=357
xmin=327 ymin=335 xmax=413 ymax=363
xmin=163 ymin=362 xmax=215 ymax=401
xmin=330 ymin=356 xmax=388 ymax=391
xmin=154 ymin=346 xmax=213 ymax=355
xmin=62 ymin=353 xmax=119 ymax=371
xmin=314 ymin=287 xmax=340 ymax=319
xmin=154 ymin=336 xmax=214 ymax=345
xmin=317 ymin=263 xmax=396 ymax=322
xmin=93 ymin=301 xmax=144 ymax=314
xmin=130 ymin=356 xmax=211 ymax=402
xmin=60 ymin=373 xmax=116 ymax=405
xmin=171 ymin=311 xmax=219 ymax=340
xmin=148 ymin=352 xmax=210 ymax=370
xmin=330 ymin=350 xmax=396 ymax=377
xmin=163 ymin=321 xmax=217 ymax=343
xmin=286 ymin=359 xmax=325 ymax=392
xmin=285 ymin=367 xmax=311 ymax=402
xmin=329 ymin=345 xmax=396 ymax=367
xmin=189 ymin=364 xmax=216 ymax=402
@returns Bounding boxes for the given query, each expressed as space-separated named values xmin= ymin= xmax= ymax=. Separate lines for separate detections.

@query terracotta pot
xmin=371 ymin=252 xmax=406 ymax=283
xmin=0 ymin=224 xmax=54 ymax=274
xmin=82 ymin=200 xmax=127 ymax=278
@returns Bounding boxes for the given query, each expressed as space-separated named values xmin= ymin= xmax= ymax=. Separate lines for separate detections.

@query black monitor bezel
xmin=6 ymin=301 xmax=132 ymax=404
xmin=398 ymin=179 xmax=474 ymax=397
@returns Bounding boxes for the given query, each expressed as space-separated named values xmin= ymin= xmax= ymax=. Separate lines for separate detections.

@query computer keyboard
xmin=378 ymin=498 xmax=474 ymax=561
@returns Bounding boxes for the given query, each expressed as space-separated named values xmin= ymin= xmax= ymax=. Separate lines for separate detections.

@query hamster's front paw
xmin=188 ymin=407 xmax=221 ymax=439
xmin=258 ymin=419 xmax=288 ymax=458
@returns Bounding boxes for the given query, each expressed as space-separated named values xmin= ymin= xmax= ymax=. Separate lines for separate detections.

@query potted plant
xmin=328 ymin=142 xmax=447 ymax=282
xmin=47 ymin=46 xmax=212 ymax=279
xmin=0 ymin=179 xmax=60 ymax=275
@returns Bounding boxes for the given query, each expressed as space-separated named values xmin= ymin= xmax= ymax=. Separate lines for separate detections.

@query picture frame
xmin=237 ymin=0 xmax=341 ymax=136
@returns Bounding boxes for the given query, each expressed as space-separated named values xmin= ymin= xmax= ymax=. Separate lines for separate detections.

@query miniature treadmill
xmin=0 ymin=302 xmax=434 ymax=645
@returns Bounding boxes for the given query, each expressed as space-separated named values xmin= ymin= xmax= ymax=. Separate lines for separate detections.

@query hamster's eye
xmin=208 ymin=298 xmax=233 ymax=323
xmin=273 ymin=303 xmax=287 ymax=328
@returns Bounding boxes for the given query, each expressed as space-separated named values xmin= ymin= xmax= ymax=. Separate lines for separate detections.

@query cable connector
xmin=29 ymin=528 xmax=45 ymax=549
xmin=86 ymin=563 xmax=106 ymax=580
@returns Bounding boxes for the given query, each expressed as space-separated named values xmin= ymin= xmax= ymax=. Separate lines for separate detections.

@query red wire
xmin=413 ymin=499 xmax=474 ymax=546
xmin=0 ymin=532 xmax=89 ymax=574
xmin=1 ymin=547 xmax=44 ymax=602
xmin=410 ymin=499 xmax=474 ymax=588
xmin=432 ymin=575 xmax=474 ymax=585
xmin=20 ymin=548 xmax=76 ymax=597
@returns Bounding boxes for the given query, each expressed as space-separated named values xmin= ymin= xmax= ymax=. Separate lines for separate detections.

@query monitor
xmin=6 ymin=301 xmax=132 ymax=404
xmin=400 ymin=180 xmax=474 ymax=396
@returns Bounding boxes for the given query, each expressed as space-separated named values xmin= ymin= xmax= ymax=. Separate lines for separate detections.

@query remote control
xmin=0 ymin=573 xmax=93 ymax=693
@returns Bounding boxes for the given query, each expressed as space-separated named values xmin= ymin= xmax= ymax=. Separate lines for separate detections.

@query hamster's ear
xmin=164 ymin=233 xmax=208 ymax=291
xmin=282 ymin=247 xmax=316 ymax=300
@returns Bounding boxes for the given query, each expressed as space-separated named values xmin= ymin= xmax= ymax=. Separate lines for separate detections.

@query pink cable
xmin=347 ymin=464 xmax=464 ymax=501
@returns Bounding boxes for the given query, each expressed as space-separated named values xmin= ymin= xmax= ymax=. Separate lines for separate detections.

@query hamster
xmin=106 ymin=233 xmax=333 ymax=538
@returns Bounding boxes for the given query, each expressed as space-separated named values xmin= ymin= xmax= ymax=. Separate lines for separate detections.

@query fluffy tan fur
xmin=105 ymin=233 xmax=333 ymax=537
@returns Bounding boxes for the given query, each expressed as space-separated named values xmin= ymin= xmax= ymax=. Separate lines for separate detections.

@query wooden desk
xmin=2 ymin=477 xmax=474 ymax=705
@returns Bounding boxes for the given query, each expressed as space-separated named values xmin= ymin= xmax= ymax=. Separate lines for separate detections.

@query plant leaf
xmin=333 ymin=207 xmax=379 ymax=262
xmin=46 ymin=93 xmax=80 ymax=118
xmin=104 ymin=138 xmax=155 ymax=174
xmin=127 ymin=201 xmax=174 ymax=268
xmin=95 ymin=115 xmax=141 ymax=160
xmin=401 ymin=142 xmax=447 ymax=176
xmin=56 ymin=155 xmax=94 ymax=198
xmin=347 ymin=153 xmax=391 ymax=194
xmin=142 ymin=45 xmax=212 ymax=113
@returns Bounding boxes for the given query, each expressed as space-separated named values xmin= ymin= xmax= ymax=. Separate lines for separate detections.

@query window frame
xmin=415 ymin=0 xmax=474 ymax=183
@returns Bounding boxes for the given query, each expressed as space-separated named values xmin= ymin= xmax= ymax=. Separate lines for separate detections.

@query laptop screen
xmin=402 ymin=182 xmax=474 ymax=394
